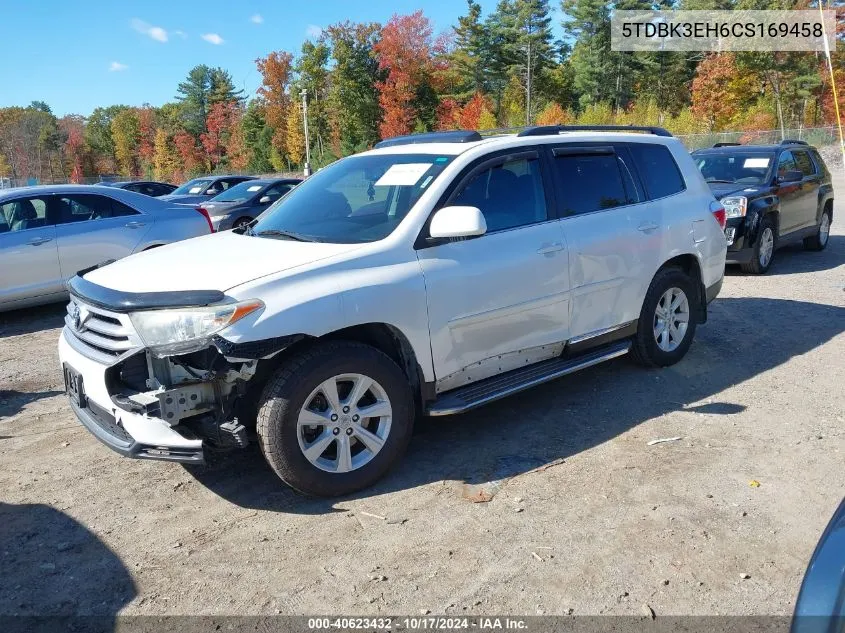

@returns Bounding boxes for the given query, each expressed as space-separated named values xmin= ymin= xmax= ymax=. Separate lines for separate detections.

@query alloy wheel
xmin=820 ymin=213 xmax=830 ymax=246
xmin=653 ymin=287 xmax=690 ymax=352
xmin=297 ymin=373 xmax=392 ymax=473
xmin=759 ymin=227 xmax=774 ymax=267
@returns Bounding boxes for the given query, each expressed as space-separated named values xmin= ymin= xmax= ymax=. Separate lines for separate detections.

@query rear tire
xmin=803 ymin=207 xmax=831 ymax=251
xmin=233 ymin=217 xmax=252 ymax=230
xmin=630 ymin=267 xmax=699 ymax=368
xmin=741 ymin=217 xmax=776 ymax=274
xmin=256 ymin=341 xmax=414 ymax=497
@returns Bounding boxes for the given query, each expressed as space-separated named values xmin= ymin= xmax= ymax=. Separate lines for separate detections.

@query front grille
xmin=64 ymin=298 xmax=144 ymax=364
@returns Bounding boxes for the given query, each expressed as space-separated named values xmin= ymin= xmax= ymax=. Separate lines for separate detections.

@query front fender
xmin=745 ymin=196 xmax=778 ymax=246
xmin=224 ymin=257 xmax=435 ymax=382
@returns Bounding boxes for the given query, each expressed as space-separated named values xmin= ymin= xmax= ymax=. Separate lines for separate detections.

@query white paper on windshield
xmin=744 ymin=158 xmax=770 ymax=168
xmin=375 ymin=163 xmax=432 ymax=186
xmin=247 ymin=185 xmax=262 ymax=192
xmin=189 ymin=186 xmax=203 ymax=194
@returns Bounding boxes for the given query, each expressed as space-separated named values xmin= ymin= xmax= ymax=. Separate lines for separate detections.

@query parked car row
xmin=0 ymin=174 xmax=302 ymax=311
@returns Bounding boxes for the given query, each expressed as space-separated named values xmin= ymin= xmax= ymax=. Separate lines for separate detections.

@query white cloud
xmin=173 ymin=29 xmax=187 ymax=39
xmin=201 ymin=33 xmax=225 ymax=45
xmin=250 ymin=14 xmax=263 ymax=24
xmin=305 ymin=24 xmax=322 ymax=38
xmin=131 ymin=18 xmax=168 ymax=42
xmin=109 ymin=61 xmax=128 ymax=72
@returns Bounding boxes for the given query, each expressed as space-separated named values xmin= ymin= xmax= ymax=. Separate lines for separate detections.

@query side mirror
xmin=429 ymin=206 xmax=487 ymax=240
xmin=778 ymin=170 xmax=803 ymax=184
xmin=259 ymin=196 xmax=272 ymax=204
xmin=206 ymin=188 xmax=219 ymax=196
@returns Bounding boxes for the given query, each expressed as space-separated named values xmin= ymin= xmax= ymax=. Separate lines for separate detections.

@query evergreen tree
xmin=176 ymin=65 xmax=213 ymax=136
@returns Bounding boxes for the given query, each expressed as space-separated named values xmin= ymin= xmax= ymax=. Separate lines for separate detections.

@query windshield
xmin=171 ymin=178 xmax=213 ymax=195
xmin=250 ymin=154 xmax=454 ymax=243
xmin=694 ymin=152 xmax=773 ymax=185
xmin=211 ymin=181 xmax=265 ymax=203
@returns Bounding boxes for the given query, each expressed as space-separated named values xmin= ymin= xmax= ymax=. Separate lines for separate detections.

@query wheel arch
xmin=657 ymin=253 xmax=707 ymax=324
xmin=252 ymin=322 xmax=433 ymax=412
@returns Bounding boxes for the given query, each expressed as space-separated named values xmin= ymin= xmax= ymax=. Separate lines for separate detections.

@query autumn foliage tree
xmin=374 ymin=11 xmax=434 ymax=138
xmin=458 ymin=92 xmax=488 ymax=129
xmin=256 ymin=51 xmax=294 ymax=162
xmin=691 ymin=54 xmax=757 ymax=132
xmin=173 ymin=130 xmax=203 ymax=176
xmin=201 ymin=102 xmax=241 ymax=170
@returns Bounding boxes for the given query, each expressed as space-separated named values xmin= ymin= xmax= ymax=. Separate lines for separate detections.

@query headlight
xmin=721 ymin=196 xmax=747 ymax=219
xmin=129 ymin=299 xmax=264 ymax=356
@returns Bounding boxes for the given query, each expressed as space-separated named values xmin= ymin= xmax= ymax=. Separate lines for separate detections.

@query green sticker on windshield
xmin=435 ymin=157 xmax=448 ymax=163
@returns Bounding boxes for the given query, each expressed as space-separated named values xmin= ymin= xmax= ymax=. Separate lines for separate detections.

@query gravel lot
xmin=1 ymin=184 xmax=843 ymax=618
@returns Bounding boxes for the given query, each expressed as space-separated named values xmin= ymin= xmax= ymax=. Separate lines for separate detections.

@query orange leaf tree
xmin=256 ymin=51 xmax=294 ymax=160
xmin=374 ymin=11 xmax=434 ymax=138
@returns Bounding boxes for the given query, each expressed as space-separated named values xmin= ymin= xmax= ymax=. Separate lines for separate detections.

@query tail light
xmin=710 ymin=201 xmax=726 ymax=230
xmin=195 ymin=207 xmax=215 ymax=233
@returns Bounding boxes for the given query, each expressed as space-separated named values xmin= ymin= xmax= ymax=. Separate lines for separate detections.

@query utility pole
xmin=301 ymin=89 xmax=311 ymax=177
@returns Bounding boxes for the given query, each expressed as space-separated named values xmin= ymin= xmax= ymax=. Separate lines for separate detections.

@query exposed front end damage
xmin=59 ymin=275 xmax=304 ymax=464
xmin=106 ymin=347 xmax=259 ymax=452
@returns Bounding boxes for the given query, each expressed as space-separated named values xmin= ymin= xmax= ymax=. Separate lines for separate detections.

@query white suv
xmin=59 ymin=125 xmax=727 ymax=496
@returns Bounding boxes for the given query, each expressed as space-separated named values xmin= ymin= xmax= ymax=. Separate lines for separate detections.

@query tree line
xmin=0 ymin=0 xmax=842 ymax=185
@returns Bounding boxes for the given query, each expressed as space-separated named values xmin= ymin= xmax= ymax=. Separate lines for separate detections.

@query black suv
xmin=692 ymin=140 xmax=833 ymax=274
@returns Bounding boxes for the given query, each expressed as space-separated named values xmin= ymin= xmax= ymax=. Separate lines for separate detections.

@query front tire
xmin=630 ymin=267 xmax=699 ymax=368
xmin=804 ymin=207 xmax=831 ymax=251
xmin=741 ymin=217 xmax=776 ymax=274
xmin=256 ymin=341 xmax=414 ymax=497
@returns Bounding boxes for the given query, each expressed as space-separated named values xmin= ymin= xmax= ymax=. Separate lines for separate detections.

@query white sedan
xmin=0 ymin=184 xmax=213 ymax=312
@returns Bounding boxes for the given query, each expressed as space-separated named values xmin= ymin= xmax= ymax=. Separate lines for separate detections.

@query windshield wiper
xmin=705 ymin=179 xmax=736 ymax=184
xmin=253 ymin=229 xmax=313 ymax=242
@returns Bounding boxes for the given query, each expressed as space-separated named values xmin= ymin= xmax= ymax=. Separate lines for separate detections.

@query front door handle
xmin=637 ymin=222 xmax=659 ymax=233
xmin=536 ymin=242 xmax=564 ymax=255
xmin=124 ymin=221 xmax=146 ymax=229
xmin=27 ymin=237 xmax=52 ymax=246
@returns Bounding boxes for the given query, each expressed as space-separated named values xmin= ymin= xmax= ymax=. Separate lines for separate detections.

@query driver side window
xmin=452 ymin=157 xmax=548 ymax=232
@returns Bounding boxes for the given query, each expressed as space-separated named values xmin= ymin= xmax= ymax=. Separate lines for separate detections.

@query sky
xmin=0 ymin=1 xmax=564 ymax=118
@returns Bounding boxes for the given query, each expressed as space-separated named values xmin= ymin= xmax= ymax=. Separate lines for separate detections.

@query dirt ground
xmin=1 ymin=186 xmax=843 ymax=619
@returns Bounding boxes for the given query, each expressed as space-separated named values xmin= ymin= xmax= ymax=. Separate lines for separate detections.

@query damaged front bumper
xmin=60 ymin=329 xmax=208 ymax=463
xmin=58 ymin=282 xmax=303 ymax=464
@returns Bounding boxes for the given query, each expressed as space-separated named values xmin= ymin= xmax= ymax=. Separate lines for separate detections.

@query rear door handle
xmin=536 ymin=242 xmax=564 ymax=255
xmin=124 ymin=221 xmax=146 ymax=229
xmin=637 ymin=222 xmax=659 ymax=233
xmin=27 ymin=237 xmax=52 ymax=246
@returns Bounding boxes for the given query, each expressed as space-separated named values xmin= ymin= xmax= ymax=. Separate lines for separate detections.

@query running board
xmin=427 ymin=341 xmax=631 ymax=416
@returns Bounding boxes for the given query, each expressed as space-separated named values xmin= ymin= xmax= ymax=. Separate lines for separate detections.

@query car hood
xmin=158 ymin=194 xmax=208 ymax=205
xmin=707 ymin=183 xmax=768 ymax=199
xmin=83 ymin=231 xmax=364 ymax=294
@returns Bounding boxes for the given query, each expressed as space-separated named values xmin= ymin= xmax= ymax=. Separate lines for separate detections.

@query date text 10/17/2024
xmin=307 ymin=617 xmax=529 ymax=630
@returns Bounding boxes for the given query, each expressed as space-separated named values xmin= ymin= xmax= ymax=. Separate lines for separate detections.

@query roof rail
xmin=780 ymin=139 xmax=809 ymax=146
xmin=374 ymin=130 xmax=483 ymax=149
xmin=713 ymin=142 xmax=742 ymax=147
xmin=517 ymin=124 xmax=673 ymax=138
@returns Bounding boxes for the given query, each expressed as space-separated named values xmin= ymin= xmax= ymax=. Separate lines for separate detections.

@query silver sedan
xmin=0 ymin=184 xmax=212 ymax=312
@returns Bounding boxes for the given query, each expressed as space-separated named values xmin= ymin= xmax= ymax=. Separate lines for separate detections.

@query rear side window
xmin=552 ymin=152 xmax=631 ymax=215
xmin=629 ymin=143 xmax=685 ymax=199
xmin=793 ymin=151 xmax=816 ymax=176
xmin=110 ymin=199 xmax=139 ymax=217
xmin=0 ymin=196 xmax=50 ymax=232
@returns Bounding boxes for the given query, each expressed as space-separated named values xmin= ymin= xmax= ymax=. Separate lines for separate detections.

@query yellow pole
xmin=818 ymin=0 xmax=845 ymax=170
